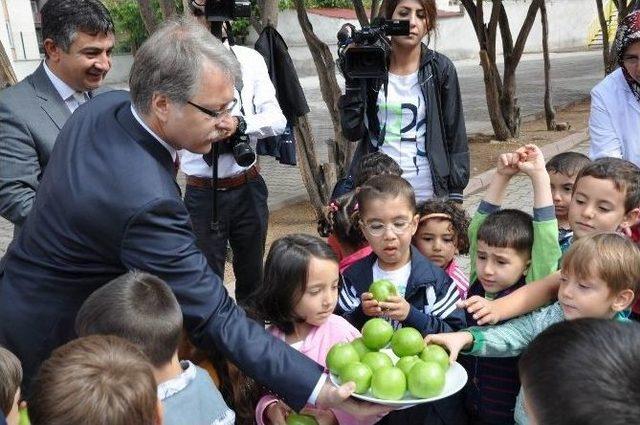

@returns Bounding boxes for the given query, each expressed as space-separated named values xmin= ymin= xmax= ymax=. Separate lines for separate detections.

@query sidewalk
xmin=0 ymin=50 xmax=601 ymax=255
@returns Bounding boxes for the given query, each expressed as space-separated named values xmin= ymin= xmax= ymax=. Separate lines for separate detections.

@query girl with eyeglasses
xmin=337 ymin=174 xmax=467 ymax=425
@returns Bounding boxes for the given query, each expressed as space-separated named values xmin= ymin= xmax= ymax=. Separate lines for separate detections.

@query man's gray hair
xmin=129 ymin=16 xmax=241 ymax=115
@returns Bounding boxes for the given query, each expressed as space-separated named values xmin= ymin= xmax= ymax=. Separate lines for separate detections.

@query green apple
xmin=326 ymin=342 xmax=360 ymax=375
xmin=340 ymin=361 xmax=373 ymax=394
xmin=286 ymin=413 xmax=319 ymax=425
xmin=361 ymin=351 xmax=393 ymax=373
xmin=391 ymin=327 xmax=425 ymax=357
xmin=370 ymin=366 xmax=407 ymax=400
xmin=350 ymin=337 xmax=373 ymax=360
xmin=369 ymin=279 xmax=398 ymax=302
xmin=396 ymin=355 xmax=420 ymax=378
xmin=407 ymin=360 xmax=445 ymax=398
xmin=420 ymin=344 xmax=450 ymax=372
xmin=362 ymin=318 xmax=393 ymax=350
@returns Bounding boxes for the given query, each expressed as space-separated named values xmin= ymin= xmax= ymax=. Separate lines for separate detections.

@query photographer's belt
xmin=187 ymin=165 xmax=260 ymax=191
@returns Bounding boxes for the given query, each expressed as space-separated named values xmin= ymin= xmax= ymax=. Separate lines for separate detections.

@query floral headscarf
xmin=615 ymin=10 xmax=640 ymax=103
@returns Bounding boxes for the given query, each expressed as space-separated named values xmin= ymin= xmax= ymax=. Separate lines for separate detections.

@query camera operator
xmin=181 ymin=14 xmax=286 ymax=305
xmin=338 ymin=0 xmax=469 ymax=204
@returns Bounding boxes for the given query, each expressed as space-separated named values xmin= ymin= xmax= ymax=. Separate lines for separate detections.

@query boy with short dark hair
xmin=463 ymin=144 xmax=561 ymax=424
xmin=519 ymin=318 xmax=640 ymax=425
xmin=429 ymin=232 xmax=640 ymax=425
xmin=29 ymin=334 xmax=162 ymax=425
xmin=462 ymin=157 xmax=640 ymax=326
xmin=0 ymin=347 xmax=21 ymax=425
xmin=75 ymin=271 xmax=235 ymax=425
xmin=545 ymin=152 xmax=591 ymax=252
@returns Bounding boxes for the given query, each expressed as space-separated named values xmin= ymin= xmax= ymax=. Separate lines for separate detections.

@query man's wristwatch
xmin=234 ymin=115 xmax=247 ymax=134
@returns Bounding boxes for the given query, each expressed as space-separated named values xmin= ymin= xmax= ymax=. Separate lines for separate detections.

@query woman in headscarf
xmin=589 ymin=10 xmax=640 ymax=166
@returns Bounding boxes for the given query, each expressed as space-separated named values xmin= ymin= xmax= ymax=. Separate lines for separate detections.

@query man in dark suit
xmin=0 ymin=0 xmax=114 ymax=237
xmin=0 ymin=17 xmax=384 ymax=419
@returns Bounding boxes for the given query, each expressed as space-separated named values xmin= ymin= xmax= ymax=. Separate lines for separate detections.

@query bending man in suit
xmin=0 ymin=0 xmax=114 ymax=236
xmin=0 ymin=17 xmax=387 ymax=419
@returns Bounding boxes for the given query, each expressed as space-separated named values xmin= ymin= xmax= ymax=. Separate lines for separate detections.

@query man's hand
xmin=379 ymin=296 xmax=410 ymax=321
xmin=424 ymin=332 xmax=474 ymax=363
xmin=265 ymin=400 xmax=291 ymax=425
xmin=315 ymin=381 xmax=392 ymax=419
xmin=361 ymin=293 xmax=382 ymax=317
xmin=458 ymin=296 xmax=502 ymax=325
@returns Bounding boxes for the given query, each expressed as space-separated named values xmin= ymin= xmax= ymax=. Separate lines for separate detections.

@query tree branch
xmin=511 ymin=0 xmax=541 ymax=66
xmin=351 ymin=0 xmax=370 ymax=26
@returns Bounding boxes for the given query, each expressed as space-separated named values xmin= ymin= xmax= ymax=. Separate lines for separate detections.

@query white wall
xmin=2 ymin=0 xmax=40 ymax=60
xmin=248 ymin=0 xmax=600 ymax=60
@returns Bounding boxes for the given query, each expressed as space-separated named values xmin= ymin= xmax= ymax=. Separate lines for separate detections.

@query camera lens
xmin=232 ymin=141 xmax=256 ymax=167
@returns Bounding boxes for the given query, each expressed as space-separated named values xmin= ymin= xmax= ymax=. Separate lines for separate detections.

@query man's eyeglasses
xmin=361 ymin=220 xmax=412 ymax=237
xmin=187 ymin=98 xmax=237 ymax=119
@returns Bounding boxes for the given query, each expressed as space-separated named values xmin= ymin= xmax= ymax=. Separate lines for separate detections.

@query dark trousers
xmin=184 ymin=175 xmax=268 ymax=305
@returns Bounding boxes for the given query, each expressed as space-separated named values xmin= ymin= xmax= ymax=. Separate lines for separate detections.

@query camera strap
xmin=210 ymin=45 xmax=247 ymax=233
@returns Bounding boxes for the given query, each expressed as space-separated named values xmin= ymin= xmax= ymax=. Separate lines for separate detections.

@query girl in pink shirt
xmin=251 ymin=234 xmax=379 ymax=425
xmin=413 ymin=200 xmax=471 ymax=299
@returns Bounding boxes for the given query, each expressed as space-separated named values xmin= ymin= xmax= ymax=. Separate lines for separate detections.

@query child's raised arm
xmin=461 ymin=270 xmax=561 ymax=325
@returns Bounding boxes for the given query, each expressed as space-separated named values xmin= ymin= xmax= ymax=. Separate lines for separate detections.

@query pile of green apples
xmin=326 ymin=317 xmax=450 ymax=401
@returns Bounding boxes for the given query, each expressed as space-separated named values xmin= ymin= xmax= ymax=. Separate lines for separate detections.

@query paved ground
xmin=0 ymin=50 xmax=601 ymax=255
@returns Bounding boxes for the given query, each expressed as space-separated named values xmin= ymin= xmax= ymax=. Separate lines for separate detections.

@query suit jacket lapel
xmin=116 ymin=104 xmax=182 ymax=195
xmin=31 ymin=63 xmax=71 ymax=130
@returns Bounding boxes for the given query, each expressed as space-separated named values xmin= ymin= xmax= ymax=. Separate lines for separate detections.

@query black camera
xmin=226 ymin=131 xmax=255 ymax=167
xmin=204 ymin=0 xmax=251 ymax=21
xmin=337 ymin=18 xmax=410 ymax=80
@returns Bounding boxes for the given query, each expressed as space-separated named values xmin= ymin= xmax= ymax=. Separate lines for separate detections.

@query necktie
xmin=69 ymin=92 xmax=88 ymax=112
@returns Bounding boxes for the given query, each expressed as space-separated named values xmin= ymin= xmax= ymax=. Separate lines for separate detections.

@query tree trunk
xmin=158 ymin=0 xmax=176 ymax=20
xmin=352 ymin=0 xmax=370 ymax=26
xmin=260 ymin=0 xmax=279 ymax=28
xmin=137 ymin=0 xmax=158 ymax=35
xmin=293 ymin=116 xmax=330 ymax=218
xmin=540 ymin=0 xmax=556 ymax=130
xmin=595 ymin=0 xmax=612 ymax=74
xmin=0 ymin=40 xmax=17 ymax=88
xmin=479 ymin=50 xmax=512 ymax=140
xmin=291 ymin=0 xmax=353 ymax=212
xmin=371 ymin=0 xmax=383 ymax=20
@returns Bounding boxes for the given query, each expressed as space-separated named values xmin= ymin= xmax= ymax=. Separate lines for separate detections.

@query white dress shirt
xmin=181 ymin=44 xmax=287 ymax=178
xmin=130 ymin=105 xmax=178 ymax=163
xmin=589 ymin=67 xmax=640 ymax=166
xmin=43 ymin=61 xmax=89 ymax=113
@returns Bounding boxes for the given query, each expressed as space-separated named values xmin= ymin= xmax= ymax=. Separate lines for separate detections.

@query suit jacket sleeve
xmin=119 ymin=198 xmax=323 ymax=410
xmin=0 ymin=100 xmax=40 ymax=225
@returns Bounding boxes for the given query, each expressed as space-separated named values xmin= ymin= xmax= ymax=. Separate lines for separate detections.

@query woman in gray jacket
xmin=338 ymin=0 xmax=469 ymax=203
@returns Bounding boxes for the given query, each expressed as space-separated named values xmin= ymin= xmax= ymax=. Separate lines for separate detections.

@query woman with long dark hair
xmin=339 ymin=0 xmax=469 ymax=204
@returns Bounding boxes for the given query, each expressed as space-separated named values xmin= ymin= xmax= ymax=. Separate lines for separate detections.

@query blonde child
xmin=249 ymin=234 xmax=378 ymax=425
xmin=428 ymin=232 xmax=640 ymax=425
xmin=338 ymin=174 xmax=466 ymax=425
xmin=413 ymin=200 xmax=470 ymax=299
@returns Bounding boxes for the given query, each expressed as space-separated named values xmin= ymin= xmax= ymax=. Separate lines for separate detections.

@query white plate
xmin=329 ymin=360 xmax=468 ymax=408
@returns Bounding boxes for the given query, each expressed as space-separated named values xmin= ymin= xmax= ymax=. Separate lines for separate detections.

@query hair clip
xmin=419 ymin=212 xmax=452 ymax=224
xmin=329 ymin=201 xmax=340 ymax=213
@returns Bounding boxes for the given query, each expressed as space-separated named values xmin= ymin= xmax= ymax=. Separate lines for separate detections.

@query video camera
xmin=337 ymin=18 xmax=410 ymax=80
xmin=204 ymin=0 xmax=251 ymax=21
